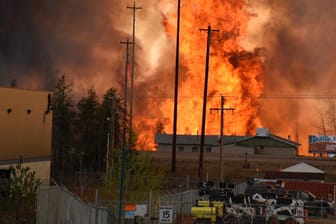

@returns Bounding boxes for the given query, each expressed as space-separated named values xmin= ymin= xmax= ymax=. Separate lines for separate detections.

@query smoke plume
xmin=247 ymin=0 xmax=336 ymax=152
xmin=0 ymin=0 xmax=173 ymax=94
xmin=2 ymin=0 xmax=336 ymax=152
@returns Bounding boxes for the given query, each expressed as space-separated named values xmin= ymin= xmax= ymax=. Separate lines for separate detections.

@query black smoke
xmin=0 ymin=0 xmax=129 ymax=90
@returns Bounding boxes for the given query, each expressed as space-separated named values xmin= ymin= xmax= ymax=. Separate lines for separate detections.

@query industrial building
xmin=0 ymin=86 xmax=52 ymax=183
xmin=155 ymin=128 xmax=300 ymax=157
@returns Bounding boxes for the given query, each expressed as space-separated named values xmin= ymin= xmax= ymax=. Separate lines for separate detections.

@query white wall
xmin=0 ymin=160 xmax=50 ymax=184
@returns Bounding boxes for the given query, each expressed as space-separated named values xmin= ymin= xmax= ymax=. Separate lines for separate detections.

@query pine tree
xmin=75 ymin=87 xmax=101 ymax=171
xmin=52 ymin=74 xmax=75 ymax=181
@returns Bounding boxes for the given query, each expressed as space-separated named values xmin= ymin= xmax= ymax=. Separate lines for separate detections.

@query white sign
xmin=159 ymin=206 xmax=173 ymax=224
xmin=135 ymin=204 xmax=147 ymax=217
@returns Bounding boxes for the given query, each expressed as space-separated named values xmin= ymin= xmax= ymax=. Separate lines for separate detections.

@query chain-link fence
xmin=36 ymin=185 xmax=110 ymax=224
xmin=154 ymin=190 xmax=200 ymax=224
xmin=98 ymin=189 xmax=200 ymax=224
xmin=35 ymin=184 xmax=336 ymax=224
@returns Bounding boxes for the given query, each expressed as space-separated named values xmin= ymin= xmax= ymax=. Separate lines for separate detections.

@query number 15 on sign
xmin=159 ymin=206 xmax=173 ymax=224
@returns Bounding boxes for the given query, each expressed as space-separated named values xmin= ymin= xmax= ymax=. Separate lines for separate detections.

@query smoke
xmin=3 ymin=0 xmax=335 ymax=152
xmin=0 ymin=0 xmax=174 ymax=98
xmin=246 ymin=0 xmax=336 ymax=151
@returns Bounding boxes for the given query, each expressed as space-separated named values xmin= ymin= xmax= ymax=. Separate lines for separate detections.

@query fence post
xmin=186 ymin=176 xmax=189 ymax=190
xmin=46 ymin=187 xmax=49 ymax=224
xmin=148 ymin=190 xmax=152 ymax=224
xmin=95 ymin=189 xmax=99 ymax=224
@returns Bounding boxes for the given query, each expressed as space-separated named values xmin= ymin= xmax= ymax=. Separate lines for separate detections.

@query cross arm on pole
xmin=127 ymin=2 xmax=142 ymax=10
xmin=120 ymin=40 xmax=133 ymax=45
xmin=199 ymin=24 xmax=219 ymax=33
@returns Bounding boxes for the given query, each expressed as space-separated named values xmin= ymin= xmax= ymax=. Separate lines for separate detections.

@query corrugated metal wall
xmin=284 ymin=181 xmax=336 ymax=201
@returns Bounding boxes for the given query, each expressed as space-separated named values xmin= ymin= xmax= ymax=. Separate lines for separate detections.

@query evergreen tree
xmin=52 ymin=74 xmax=75 ymax=181
xmin=75 ymin=87 xmax=101 ymax=171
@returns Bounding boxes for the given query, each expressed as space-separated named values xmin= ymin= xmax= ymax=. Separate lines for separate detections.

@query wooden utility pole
xmin=172 ymin=0 xmax=181 ymax=172
xmin=118 ymin=40 xmax=132 ymax=224
xmin=199 ymin=24 xmax=219 ymax=181
xmin=210 ymin=96 xmax=234 ymax=182
xmin=127 ymin=2 xmax=142 ymax=147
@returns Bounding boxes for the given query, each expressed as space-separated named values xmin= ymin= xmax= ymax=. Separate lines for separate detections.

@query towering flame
xmin=135 ymin=0 xmax=264 ymax=149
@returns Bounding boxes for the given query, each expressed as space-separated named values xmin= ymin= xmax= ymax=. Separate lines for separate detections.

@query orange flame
xmin=135 ymin=0 xmax=264 ymax=150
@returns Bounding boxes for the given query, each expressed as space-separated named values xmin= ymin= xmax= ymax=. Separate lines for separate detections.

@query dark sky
xmin=0 ymin=0 xmax=128 ymax=90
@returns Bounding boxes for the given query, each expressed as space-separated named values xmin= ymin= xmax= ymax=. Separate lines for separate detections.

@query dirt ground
xmin=148 ymin=151 xmax=336 ymax=185
xmin=149 ymin=152 xmax=336 ymax=224
xmin=306 ymin=216 xmax=336 ymax=224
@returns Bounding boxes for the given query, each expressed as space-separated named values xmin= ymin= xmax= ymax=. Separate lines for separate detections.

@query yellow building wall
xmin=0 ymin=87 xmax=52 ymax=160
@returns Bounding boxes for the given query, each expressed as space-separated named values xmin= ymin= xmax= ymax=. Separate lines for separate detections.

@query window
xmin=192 ymin=146 xmax=198 ymax=152
xmin=178 ymin=146 xmax=184 ymax=152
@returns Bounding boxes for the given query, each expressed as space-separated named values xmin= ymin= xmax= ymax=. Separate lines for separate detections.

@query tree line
xmin=51 ymin=74 xmax=149 ymax=184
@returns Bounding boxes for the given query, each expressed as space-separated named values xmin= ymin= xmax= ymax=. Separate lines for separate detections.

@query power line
xmin=128 ymin=94 xmax=336 ymax=100
xmin=66 ymin=93 xmax=336 ymax=101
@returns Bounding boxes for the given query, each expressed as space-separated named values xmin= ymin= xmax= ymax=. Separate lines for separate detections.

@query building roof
xmin=281 ymin=162 xmax=325 ymax=174
xmin=264 ymin=171 xmax=325 ymax=181
xmin=155 ymin=134 xmax=246 ymax=146
xmin=235 ymin=134 xmax=300 ymax=148
xmin=156 ymin=133 xmax=300 ymax=149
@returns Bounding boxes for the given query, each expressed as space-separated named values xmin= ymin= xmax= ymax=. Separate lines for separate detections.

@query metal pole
xmin=148 ymin=190 xmax=152 ymax=224
xmin=172 ymin=0 xmax=181 ymax=172
xmin=110 ymin=96 xmax=115 ymax=183
xmin=199 ymin=25 xmax=219 ymax=181
xmin=95 ymin=189 xmax=99 ymax=224
xmin=105 ymin=131 xmax=110 ymax=186
xmin=128 ymin=2 xmax=142 ymax=147
xmin=118 ymin=40 xmax=132 ymax=224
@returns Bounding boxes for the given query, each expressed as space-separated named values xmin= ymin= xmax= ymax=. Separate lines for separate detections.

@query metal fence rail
xmin=36 ymin=185 xmax=110 ymax=224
